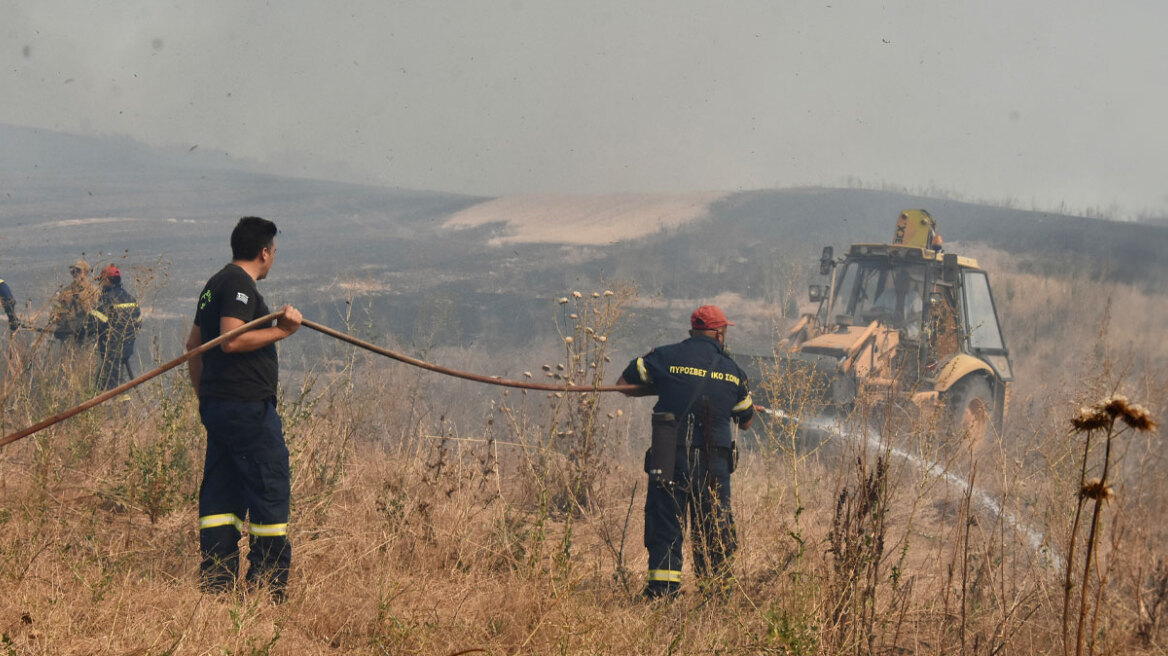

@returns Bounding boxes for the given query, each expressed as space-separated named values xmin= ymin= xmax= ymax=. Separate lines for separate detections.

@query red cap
xmin=100 ymin=265 xmax=121 ymax=279
xmin=691 ymin=305 xmax=734 ymax=330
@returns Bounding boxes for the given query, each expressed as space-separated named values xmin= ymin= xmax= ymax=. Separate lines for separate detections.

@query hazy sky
xmin=4 ymin=1 xmax=1166 ymax=217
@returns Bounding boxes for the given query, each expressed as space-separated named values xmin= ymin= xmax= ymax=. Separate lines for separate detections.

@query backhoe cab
xmin=776 ymin=210 xmax=1012 ymax=445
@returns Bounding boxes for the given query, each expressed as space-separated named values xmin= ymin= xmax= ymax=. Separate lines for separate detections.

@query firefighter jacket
xmin=620 ymin=335 xmax=753 ymax=448
xmin=87 ymin=284 xmax=141 ymax=357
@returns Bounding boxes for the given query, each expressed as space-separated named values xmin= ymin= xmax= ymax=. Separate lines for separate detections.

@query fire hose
xmin=0 ymin=312 xmax=642 ymax=449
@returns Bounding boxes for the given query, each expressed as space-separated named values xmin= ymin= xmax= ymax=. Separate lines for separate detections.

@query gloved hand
xmin=8 ymin=318 xmax=20 ymax=332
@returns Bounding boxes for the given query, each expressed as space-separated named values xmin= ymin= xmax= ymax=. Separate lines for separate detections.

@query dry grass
xmin=1 ymin=274 xmax=1167 ymax=655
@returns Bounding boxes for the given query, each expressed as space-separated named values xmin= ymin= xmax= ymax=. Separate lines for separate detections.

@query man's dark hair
xmin=230 ymin=216 xmax=278 ymax=261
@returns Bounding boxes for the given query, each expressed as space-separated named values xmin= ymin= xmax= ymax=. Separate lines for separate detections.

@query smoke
xmin=2 ymin=1 xmax=1166 ymax=216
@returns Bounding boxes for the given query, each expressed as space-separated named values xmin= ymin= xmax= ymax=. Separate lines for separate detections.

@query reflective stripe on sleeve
xmin=112 ymin=302 xmax=138 ymax=309
xmin=89 ymin=310 xmax=109 ymax=323
xmin=249 ymin=522 xmax=288 ymax=537
xmin=199 ymin=513 xmax=243 ymax=532
xmin=647 ymin=569 xmax=682 ymax=583
xmin=636 ymin=357 xmax=652 ymax=384
xmin=732 ymin=394 xmax=754 ymax=413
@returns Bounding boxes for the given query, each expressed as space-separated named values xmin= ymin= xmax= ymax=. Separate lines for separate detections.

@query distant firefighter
xmin=0 ymin=275 xmax=21 ymax=332
xmin=50 ymin=259 xmax=100 ymax=342
xmin=85 ymin=265 xmax=141 ymax=390
xmin=0 ymin=271 xmax=20 ymax=331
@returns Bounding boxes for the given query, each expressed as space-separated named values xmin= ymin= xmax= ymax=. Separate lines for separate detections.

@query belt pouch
xmin=647 ymin=412 xmax=678 ymax=484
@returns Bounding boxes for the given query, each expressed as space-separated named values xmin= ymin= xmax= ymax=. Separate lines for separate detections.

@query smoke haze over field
xmin=3 ymin=1 xmax=1166 ymax=217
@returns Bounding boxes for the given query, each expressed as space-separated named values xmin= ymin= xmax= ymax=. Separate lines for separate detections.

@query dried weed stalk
xmin=1063 ymin=394 xmax=1158 ymax=656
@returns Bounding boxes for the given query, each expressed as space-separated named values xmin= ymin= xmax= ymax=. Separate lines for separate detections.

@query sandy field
xmin=443 ymin=192 xmax=727 ymax=245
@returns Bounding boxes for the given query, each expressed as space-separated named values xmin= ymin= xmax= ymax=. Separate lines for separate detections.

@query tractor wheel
xmin=946 ymin=376 xmax=996 ymax=449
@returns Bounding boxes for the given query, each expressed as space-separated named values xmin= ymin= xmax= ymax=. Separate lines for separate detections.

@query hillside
xmin=5 ymin=125 xmax=1168 ymax=359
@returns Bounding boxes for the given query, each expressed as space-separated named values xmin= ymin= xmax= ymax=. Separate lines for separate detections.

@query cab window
xmin=962 ymin=271 xmax=1005 ymax=351
xmin=829 ymin=259 xmax=925 ymax=328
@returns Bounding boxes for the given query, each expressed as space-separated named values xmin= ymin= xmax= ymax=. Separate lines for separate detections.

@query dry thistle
xmin=1063 ymin=391 xmax=1156 ymax=654
xmin=1072 ymin=395 xmax=1159 ymax=432
xmin=1071 ymin=405 xmax=1110 ymax=432
xmin=1101 ymin=394 xmax=1128 ymax=416
xmin=558 ymin=297 xmax=569 ymax=304
xmin=572 ymin=291 xmax=582 ymax=298
xmin=1104 ymin=396 xmax=1156 ymax=431
xmin=1121 ymin=405 xmax=1156 ymax=431
xmin=1080 ymin=478 xmax=1115 ymax=502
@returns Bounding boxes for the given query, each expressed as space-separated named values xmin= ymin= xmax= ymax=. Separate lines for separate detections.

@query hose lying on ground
xmin=0 ymin=314 xmax=641 ymax=448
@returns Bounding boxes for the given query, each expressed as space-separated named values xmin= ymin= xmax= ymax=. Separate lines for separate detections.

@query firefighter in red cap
xmin=86 ymin=264 xmax=141 ymax=390
xmin=616 ymin=304 xmax=753 ymax=600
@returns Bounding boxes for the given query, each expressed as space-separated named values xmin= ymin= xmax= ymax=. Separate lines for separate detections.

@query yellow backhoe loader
xmin=765 ymin=210 xmax=1013 ymax=445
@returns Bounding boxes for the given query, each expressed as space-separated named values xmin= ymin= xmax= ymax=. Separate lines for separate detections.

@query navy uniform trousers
xmin=644 ymin=439 xmax=736 ymax=598
xmin=198 ymin=397 xmax=291 ymax=595
xmin=95 ymin=340 xmax=134 ymax=391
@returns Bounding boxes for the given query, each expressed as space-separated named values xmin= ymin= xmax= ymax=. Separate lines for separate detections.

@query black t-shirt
xmin=193 ymin=263 xmax=278 ymax=401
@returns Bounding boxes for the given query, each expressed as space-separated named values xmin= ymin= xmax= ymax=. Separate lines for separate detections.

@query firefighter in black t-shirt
xmin=185 ymin=216 xmax=301 ymax=601
xmin=617 ymin=305 xmax=754 ymax=600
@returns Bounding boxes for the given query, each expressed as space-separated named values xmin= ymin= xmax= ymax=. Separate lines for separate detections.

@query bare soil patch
xmin=444 ymin=192 xmax=726 ymax=245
